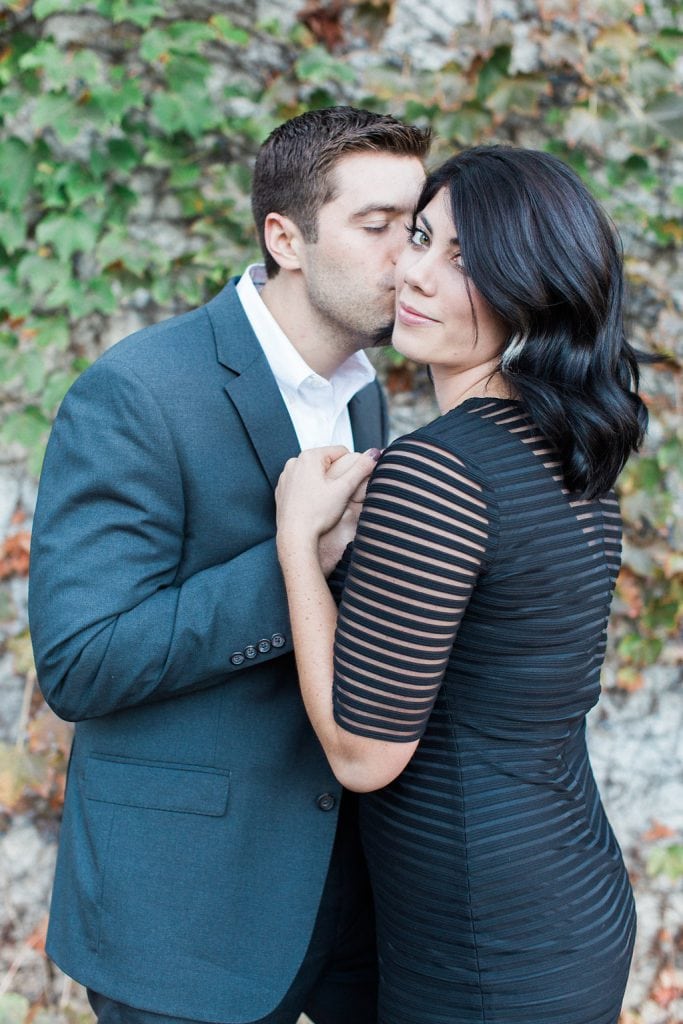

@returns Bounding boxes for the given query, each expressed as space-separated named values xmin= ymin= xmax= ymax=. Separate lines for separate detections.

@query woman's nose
xmin=402 ymin=252 xmax=435 ymax=295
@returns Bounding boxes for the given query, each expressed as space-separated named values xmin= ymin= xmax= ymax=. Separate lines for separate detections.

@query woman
xmin=275 ymin=146 xmax=645 ymax=1024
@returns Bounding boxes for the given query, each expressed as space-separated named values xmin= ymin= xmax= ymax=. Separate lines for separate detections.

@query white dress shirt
xmin=235 ymin=265 xmax=376 ymax=451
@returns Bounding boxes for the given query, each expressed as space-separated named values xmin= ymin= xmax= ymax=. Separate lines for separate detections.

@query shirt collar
xmin=235 ymin=264 xmax=376 ymax=401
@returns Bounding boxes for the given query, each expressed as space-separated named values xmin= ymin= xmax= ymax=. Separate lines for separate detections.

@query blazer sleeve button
xmin=257 ymin=639 xmax=271 ymax=654
xmin=244 ymin=645 xmax=257 ymax=659
xmin=271 ymin=633 xmax=286 ymax=648
xmin=316 ymin=793 xmax=336 ymax=811
xmin=230 ymin=652 xmax=245 ymax=666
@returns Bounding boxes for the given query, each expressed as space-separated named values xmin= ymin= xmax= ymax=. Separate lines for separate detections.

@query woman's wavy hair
xmin=417 ymin=146 xmax=648 ymax=499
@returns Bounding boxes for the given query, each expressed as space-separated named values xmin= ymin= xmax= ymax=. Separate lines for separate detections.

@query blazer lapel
xmin=349 ymin=381 xmax=384 ymax=452
xmin=207 ymin=281 xmax=300 ymax=490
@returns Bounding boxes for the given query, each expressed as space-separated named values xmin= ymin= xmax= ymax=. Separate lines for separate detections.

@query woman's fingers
xmin=275 ymin=447 xmax=378 ymax=544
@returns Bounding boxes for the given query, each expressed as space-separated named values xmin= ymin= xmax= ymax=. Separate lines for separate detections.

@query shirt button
xmin=257 ymin=638 xmax=271 ymax=654
xmin=316 ymin=793 xmax=336 ymax=812
xmin=230 ymin=652 xmax=245 ymax=666
xmin=271 ymin=633 xmax=286 ymax=648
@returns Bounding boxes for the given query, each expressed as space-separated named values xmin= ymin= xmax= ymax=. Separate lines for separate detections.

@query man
xmin=29 ymin=106 xmax=429 ymax=1024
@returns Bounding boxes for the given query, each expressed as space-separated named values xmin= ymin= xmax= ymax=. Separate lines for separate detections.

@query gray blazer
xmin=28 ymin=280 xmax=388 ymax=1023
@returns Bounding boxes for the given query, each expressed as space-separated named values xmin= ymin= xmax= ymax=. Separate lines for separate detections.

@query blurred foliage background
xmin=0 ymin=0 xmax=681 ymax=1021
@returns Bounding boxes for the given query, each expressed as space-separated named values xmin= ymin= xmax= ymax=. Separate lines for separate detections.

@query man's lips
xmin=397 ymin=301 xmax=439 ymax=326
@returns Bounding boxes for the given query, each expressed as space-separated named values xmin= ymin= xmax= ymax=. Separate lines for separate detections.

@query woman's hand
xmin=276 ymin=446 xmax=378 ymax=566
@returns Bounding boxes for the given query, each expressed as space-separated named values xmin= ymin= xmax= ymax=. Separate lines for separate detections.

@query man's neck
xmin=260 ymin=275 xmax=359 ymax=380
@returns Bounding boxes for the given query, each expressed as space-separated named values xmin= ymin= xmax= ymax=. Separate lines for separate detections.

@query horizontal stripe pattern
xmin=333 ymin=398 xmax=635 ymax=1024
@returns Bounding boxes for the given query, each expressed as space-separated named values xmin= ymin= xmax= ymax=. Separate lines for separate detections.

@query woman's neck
xmin=431 ymin=362 xmax=515 ymax=414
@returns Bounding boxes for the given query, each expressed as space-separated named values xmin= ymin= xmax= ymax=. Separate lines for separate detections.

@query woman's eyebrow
xmin=417 ymin=212 xmax=459 ymax=247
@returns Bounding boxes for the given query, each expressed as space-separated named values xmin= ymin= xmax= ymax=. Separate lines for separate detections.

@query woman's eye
xmin=408 ymin=227 xmax=429 ymax=247
xmin=452 ymin=251 xmax=463 ymax=266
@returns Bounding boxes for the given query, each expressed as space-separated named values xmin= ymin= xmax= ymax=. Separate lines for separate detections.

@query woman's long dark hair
xmin=417 ymin=146 xmax=648 ymax=499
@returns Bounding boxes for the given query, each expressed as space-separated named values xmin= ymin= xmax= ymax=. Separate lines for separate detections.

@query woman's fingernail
xmin=364 ymin=448 xmax=381 ymax=461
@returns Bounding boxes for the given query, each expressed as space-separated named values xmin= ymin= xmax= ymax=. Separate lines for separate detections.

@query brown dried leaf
xmin=27 ymin=704 xmax=73 ymax=759
xmin=651 ymin=964 xmax=683 ymax=1008
xmin=615 ymin=567 xmax=644 ymax=618
xmin=386 ymin=364 xmax=415 ymax=394
xmin=641 ymin=820 xmax=677 ymax=842
xmin=299 ymin=1 xmax=346 ymax=50
xmin=0 ymin=530 xmax=31 ymax=580
xmin=615 ymin=665 xmax=644 ymax=692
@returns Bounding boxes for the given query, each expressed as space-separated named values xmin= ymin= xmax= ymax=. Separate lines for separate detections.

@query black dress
xmin=331 ymin=398 xmax=636 ymax=1024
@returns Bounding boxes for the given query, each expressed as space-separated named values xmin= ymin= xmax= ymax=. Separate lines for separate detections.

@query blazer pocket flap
xmin=85 ymin=756 xmax=230 ymax=816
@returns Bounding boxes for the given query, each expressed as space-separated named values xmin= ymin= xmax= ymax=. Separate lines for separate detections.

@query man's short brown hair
xmin=251 ymin=106 xmax=432 ymax=277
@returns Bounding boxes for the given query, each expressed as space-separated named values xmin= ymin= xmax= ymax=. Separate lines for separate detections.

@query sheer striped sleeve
xmin=333 ymin=435 xmax=496 ymax=743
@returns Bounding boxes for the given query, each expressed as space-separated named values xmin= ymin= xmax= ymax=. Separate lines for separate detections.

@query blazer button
xmin=230 ymin=652 xmax=245 ymax=666
xmin=257 ymin=638 xmax=271 ymax=654
xmin=271 ymin=633 xmax=286 ymax=648
xmin=316 ymin=793 xmax=336 ymax=812
xmin=244 ymin=645 xmax=257 ymax=659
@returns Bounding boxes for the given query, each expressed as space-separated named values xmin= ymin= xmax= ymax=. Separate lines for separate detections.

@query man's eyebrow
xmin=350 ymin=203 xmax=406 ymax=219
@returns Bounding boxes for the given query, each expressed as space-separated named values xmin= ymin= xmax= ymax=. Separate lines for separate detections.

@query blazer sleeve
xmin=28 ymin=357 xmax=291 ymax=722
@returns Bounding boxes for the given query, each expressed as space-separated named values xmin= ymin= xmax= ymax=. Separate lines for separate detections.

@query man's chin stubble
xmin=371 ymin=321 xmax=395 ymax=347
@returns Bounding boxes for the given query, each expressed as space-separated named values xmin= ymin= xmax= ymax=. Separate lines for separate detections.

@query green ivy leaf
xmin=295 ymin=47 xmax=357 ymax=86
xmin=0 ymin=406 xmax=50 ymax=450
xmin=88 ymin=78 xmax=145 ymax=126
xmin=19 ymin=40 xmax=103 ymax=91
xmin=169 ymin=164 xmax=202 ymax=188
xmin=60 ymin=163 xmax=103 ymax=205
xmin=32 ymin=94 xmax=82 ymax=144
xmin=107 ymin=138 xmax=140 ymax=172
xmin=647 ymin=843 xmax=683 ymax=880
xmin=0 ymin=211 xmax=27 ymax=254
xmin=33 ymin=0 xmax=92 ymax=17
xmin=110 ymin=0 xmax=165 ymax=29
xmin=210 ymin=14 xmax=250 ymax=45
xmin=0 ymin=275 xmax=31 ymax=319
xmin=16 ymin=350 xmax=47 ymax=394
xmin=476 ymin=47 xmax=511 ymax=103
xmin=0 ymin=138 xmax=36 ymax=211
xmin=41 ymin=369 xmax=79 ymax=413
xmin=36 ymin=212 xmax=99 ymax=260
xmin=150 ymin=92 xmax=185 ymax=134
xmin=485 ymin=77 xmax=549 ymax=119
xmin=31 ymin=315 xmax=70 ymax=350
xmin=643 ymin=92 xmax=683 ymax=142
xmin=16 ymin=252 xmax=69 ymax=296
xmin=651 ymin=29 xmax=683 ymax=67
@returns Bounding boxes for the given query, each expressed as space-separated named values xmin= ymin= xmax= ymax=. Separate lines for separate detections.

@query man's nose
xmin=388 ymin=222 xmax=408 ymax=263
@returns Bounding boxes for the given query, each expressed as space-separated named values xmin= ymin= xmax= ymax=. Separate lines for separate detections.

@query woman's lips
xmin=397 ymin=301 xmax=439 ymax=326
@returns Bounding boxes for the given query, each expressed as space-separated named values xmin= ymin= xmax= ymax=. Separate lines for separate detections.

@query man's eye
xmin=364 ymin=224 xmax=389 ymax=233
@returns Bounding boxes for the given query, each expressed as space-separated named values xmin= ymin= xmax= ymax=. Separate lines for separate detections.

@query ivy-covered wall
xmin=0 ymin=1 xmax=681 ymax=1021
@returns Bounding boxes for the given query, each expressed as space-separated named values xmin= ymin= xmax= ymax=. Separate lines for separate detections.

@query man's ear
xmin=263 ymin=212 xmax=304 ymax=271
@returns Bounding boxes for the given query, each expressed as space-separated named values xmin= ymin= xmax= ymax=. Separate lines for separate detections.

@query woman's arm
xmin=276 ymin=447 xmax=405 ymax=792
xmin=276 ymin=439 xmax=493 ymax=793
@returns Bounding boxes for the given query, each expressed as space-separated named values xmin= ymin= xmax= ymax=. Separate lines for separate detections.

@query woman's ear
xmin=263 ymin=212 xmax=304 ymax=272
